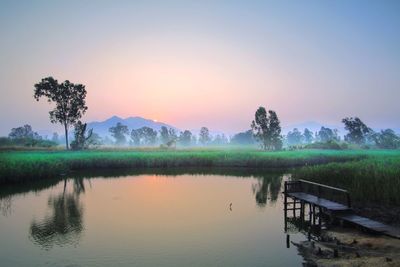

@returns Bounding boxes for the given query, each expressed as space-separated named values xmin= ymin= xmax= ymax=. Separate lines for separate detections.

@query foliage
xmin=251 ymin=107 xmax=282 ymax=150
xmin=70 ymin=121 xmax=100 ymax=150
xmin=0 ymin=148 xmax=376 ymax=184
xmin=316 ymin=127 xmax=340 ymax=142
xmin=0 ymin=137 xmax=57 ymax=148
xmin=160 ymin=126 xmax=177 ymax=145
xmin=342 ymin=117 xmax=371 ymax=145
xmin=9 ymin=125 xmax=40 ymax=140
xmin=230 ymin=130 xmax=255 ymax=145
xmin=130 ymin=129 xmax=141 ymax=146
xmin=305 ymin=140 xmax=346 ymax=150
xmin=286 ymin=128 xmax=303 ymax=146
xmin=178 ymin=130 xmax=192 ymax=146
xmin=34 ymin=77 xmax=87 ymax=150
xmin=138 ymin=127 xmax=157 ymax=146
xmin=303 ymin=128 xmax=314 ymax=144
xmin=199 ymin=127 xmax=211 ymax=145
xmin=293 ymin=150 xmax=400 ymax=205
xmin=369 ymin=129 xmax=400 ymax=149
xmin=109 ymin=122 xmax=129 ymax=145
xmin=6 ymin=124 xmax=57 ymax=147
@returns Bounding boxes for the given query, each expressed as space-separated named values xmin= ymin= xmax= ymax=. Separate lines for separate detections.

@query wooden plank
xmin=287 ymin=192 xmax=350 ymax=211
xmin=337 ymin=214 xmax=400 ymax=237
xmin=284 ymin=182 xmax=400 ymax=239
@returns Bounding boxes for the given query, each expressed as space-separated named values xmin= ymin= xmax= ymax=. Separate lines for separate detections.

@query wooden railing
xmin=285 ymin=179 xmax=351 ymax=208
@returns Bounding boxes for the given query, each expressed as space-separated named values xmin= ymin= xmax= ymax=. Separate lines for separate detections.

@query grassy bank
xmin=293 ymin=150 xmax=400 ymax=205
xmin=0 ymin=148 xmax=370 ymax=183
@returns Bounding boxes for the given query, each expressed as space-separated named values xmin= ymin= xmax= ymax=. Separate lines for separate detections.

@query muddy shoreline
xmin=294 ymin=227 xmax=400 ymax=267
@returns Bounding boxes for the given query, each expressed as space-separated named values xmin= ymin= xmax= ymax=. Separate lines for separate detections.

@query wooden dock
xmin=284 ymin=179 xmax=400 ymax=239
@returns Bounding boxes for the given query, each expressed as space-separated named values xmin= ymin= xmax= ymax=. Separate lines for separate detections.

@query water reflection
xmin=29 ymin=179 xmax=85 ymax=249
xmin=252 ymin=175 xmax=283 ymax=207
xmin=0 ymin=196 xmax=12 ymax=216
xmin=0 ymin=171 xmax=308 ymax=266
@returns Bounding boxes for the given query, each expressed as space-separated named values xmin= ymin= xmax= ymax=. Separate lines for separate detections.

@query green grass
xmin=293 ymin=150 xmax=400 ymax=205
xmin=1 ymin=148 xmax=400 ymax=206
xmin=0 ymin=148 xmax=370 ymax=183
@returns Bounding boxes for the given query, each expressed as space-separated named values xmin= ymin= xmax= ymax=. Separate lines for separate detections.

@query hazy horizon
xmin=1 ymin=0 xmax=399 ymax=136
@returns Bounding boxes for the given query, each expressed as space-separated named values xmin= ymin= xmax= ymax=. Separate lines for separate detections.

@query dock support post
xmin=293 ymin=200 xmax=296 ymax=217
xmin=284 ymin=181 xmax=288 ymax=232
xmin=312 ymin=205 xmax=316 ymax=225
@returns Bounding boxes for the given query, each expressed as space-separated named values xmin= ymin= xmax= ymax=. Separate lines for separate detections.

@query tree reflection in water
xmin=29 ymin=178 xmax=86 ymax=250
xmin=252 ymin=174 xmax=283 ymax=207
xmin=0 ymin=195 xmax=12 ymax=217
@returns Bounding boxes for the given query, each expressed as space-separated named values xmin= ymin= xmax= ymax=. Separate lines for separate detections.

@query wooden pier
xmin=283 ymin=179 xmax=400 ymax=239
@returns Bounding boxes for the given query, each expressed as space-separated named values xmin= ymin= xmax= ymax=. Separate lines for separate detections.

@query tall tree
xmin=8 ymin=124 xmax=41 ymax=146
xmin=70 ymin=121 xmax=97 ymax=150
xmin=251 ymin=107 xmax=282 ymax=150
xmin=286 ymin=128 xmax=303 ymax=146
xmin=316 ymin=127 xmax=340 ymax=142
xmin=160 ymin=126 xmax=169 ymax=144
xmin=342 ymin=117 xmax=371 ymax=145
xmin=160 ymin=126 xmax=177 ymax=145
xmin=178 ymin=130 xmax=192 ymax=146
xmin=34 ymin=77 xmax=87 ymax=149
xmin=303 ymin=128 xmax=314 ymax=144
xmin=109 ymin=122 xmax=129 ymax=145
xmin=9 ymin=124 xmax=39 ymax=140
xmin=199 ymin=127 xmax=211 ymax=145
xmin=130 ymin=129 xmax=141 ymax=146
xmin=138 ymin=126 xmax=157 ymax=145
xmin=370 ymin=129 xmax=400 ymax=149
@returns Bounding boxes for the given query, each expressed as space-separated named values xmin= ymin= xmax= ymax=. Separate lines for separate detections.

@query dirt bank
xmin=294 ymin=227 xmax=400 ymax=267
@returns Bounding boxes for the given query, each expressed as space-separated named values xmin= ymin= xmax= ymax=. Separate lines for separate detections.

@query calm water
xmin=0 ymin=172 xmax=307 ymax=266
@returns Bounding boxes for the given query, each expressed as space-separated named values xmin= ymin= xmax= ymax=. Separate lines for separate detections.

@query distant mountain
xmin=87 ymin=116 xmax=179 ymax=138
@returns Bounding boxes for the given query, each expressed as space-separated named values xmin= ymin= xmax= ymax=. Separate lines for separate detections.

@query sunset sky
xmin=0 ymin=0 xmax=399 ymax=135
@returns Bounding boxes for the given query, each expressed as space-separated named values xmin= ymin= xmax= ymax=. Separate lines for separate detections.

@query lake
xmin=0 ymin=171 xmax=308 ymax=266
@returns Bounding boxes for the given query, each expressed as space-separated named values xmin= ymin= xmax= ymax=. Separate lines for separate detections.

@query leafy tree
xmin=109 ymin=122 xmax=129 ymax=145
xmin=9 ymin=124 xmax=39 ymax=140
xmin=160 ymin=126 xmax=178 ymax=145
xmin=178 ymin=130 xmax=192 ymax=146
xmin=70 ymin=121 xmax=99 ymax=150
xmin=230 ymin=130 xmax=254 ymax=145
xmin=138 ymin=127 xmax=157 ymax=146
xmin=130 ymin=129 xmax=141 ymax=146
xmin=286 ymin=128 xmax=303 ymax=146
xmin=316 ymin=127 xmax=339 ymax=142
xmin=370 ymin=129 xmax=400 ymax=149
xmin=34 ymin=77 xmax=88 ymax=150
xmin=8 ymin=124 xmax=42 ymax=146
xmin=199 ymin=127 xmax=211 ymax=145
xmin=250 ymin=107 xmax=282 ymax=150
xmin=303 ymin=128 xmax=314 ymax=144
xmin=342 ymin=117 xmax=371 ymax=145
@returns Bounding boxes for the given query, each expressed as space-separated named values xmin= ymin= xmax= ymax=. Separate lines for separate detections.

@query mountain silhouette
xmin=86 ymin=116 xmax=179 ymax=137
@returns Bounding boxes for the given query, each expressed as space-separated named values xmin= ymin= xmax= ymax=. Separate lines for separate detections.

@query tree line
xmin=2 ymin=76 xmax=399 ymax=150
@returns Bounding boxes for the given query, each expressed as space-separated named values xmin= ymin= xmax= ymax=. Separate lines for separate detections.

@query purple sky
xmin=1 ymin=1 xmax=399 ymax=135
